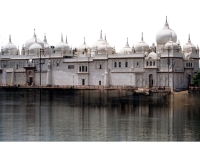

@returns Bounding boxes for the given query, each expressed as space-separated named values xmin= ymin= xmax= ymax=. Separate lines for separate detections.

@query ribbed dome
xmin=120 ymin=38 xmax=133 ymax=54
xmin=55 ymin=34 xmax=71 ymax=54
xmin=183 ymin=34 xmax=196 ymax=53
xmin=3 ymin=35 xmax=18 ymax=55
xmin=135 ymin=32 xmax=149 ymax=53
xmin=29 ymin=37 xmax=42 ymax=55
xmin=25 ymin=29 xmax=44 ymax=48
xmin=156 ymin=17 xmax=177 ymax=45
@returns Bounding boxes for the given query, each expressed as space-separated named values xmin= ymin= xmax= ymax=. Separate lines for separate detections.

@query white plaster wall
xmin=14 ymin=73 xmax=26 ymax=85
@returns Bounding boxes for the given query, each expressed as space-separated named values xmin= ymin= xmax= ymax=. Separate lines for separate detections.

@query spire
xmin=141 ymin=32 xmax=143 ymax=41
xmin=34 ymin=28 xmax=36 ymax=37
xmin=104 ymin=34 xmax=107 ymax=41
xmin=44 ymin=33 xmax=47 ymax=43
xmin=126 ymin=37 xmax=129 ymax=46
xmin=35 ymin=35 xmax=37 ymax=43
xmin=84 ymin=37 xmax=85 ymax=44
xmin=164 ymin=16 xmax=169 ymax=28
xmin=9 ymin=35 xmax=11 ymax=43
xmin=188 ymin=34 xmax=191 ymax=43
xmin=100 ymin=30 xmax=102 ymax=39
xmin=61 ymin=33 xmax=63 ymax=42
xmin=66 ymin=35 xmax=68 ymax=43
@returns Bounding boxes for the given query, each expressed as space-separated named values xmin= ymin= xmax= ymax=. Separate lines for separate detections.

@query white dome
xmin=120 ymin=38 xmax=133 ymax=54
xmin=3 ymin=35 xmax=18 ymax=55
xmin=97 ymin=38 xmax=113 ymax=54
xmin=156 ymin=17 xmax=177 ymax=45
xmin=184 ymin=52 xmax=192 ymax=60
xmin=183 ymin=35 xmax=196 ymax=53
xmin=29 ymin=42 xmax=42 ymax=55
xmin=147 ymin=52 xmax=158 ymax=59
xmin=135 ymin=33 xmax=149 ymax=53
xmin=25 ymin=30 xmax=44 ymax=48
xmin=78 ymin=38 xmax=90 ymax=53
xmin=164 ymin=38 xmax=178 ymax=50
xmin=55 ymin=34 xmax=71 ymax=54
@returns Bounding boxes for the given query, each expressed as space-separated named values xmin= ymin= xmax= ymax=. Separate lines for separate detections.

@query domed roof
xmin=184 ymin=52 xmax=192 ymax=60
xmin=147 ymin=51 xmax=158 ymax=59
xmin=164 ymin=34 xmax=178 ymax=50
xmin=135 ymin=32 xmax=149 ymax=53
xmin=29 ymin=37 xmax=42 ymax=55
xmin=97 ymin=35 xmax=113 ymax=54
xmin=120 ymin=38 xmax=133 ymax=54
xmin=3 ymin=35 xmax=18 ymax=55
xmin=25 ymin=29 xmax=44 ymax=48
xmin=91 ymin=30 xmax=107 ymax=50
xmin=183 ymin=34 xmax=196 ymax=53
xmin=55 ymin=34 xmax=71 ymax=54
xmin=78 ymin=37 xmax=90 ymax=53
xmin=43 ymin=33 xmax=52 ymax=55
xmin=156 ymin=16 xmax=177 ymax=45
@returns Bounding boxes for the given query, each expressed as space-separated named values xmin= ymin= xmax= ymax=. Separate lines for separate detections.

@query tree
xmin=193 ymin=71 xmax=200 ymax=86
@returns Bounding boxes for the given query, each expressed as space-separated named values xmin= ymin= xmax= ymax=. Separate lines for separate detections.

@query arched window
xmin=119 ymin=62 xmax=121 ymax=67
xmin=191 ymin=63 xmax=192 ymax=67
xmin=100 ymin=65 xmax=102 ymax=69
xmin=114 ymin=62 xmax=117 ymax=68
xmin=82 ymin=66 xmax=85 ymax=72
xmin=125 ymin=62 xmax=128 ymax=67
xmin=186 ymin=63 xmax=188 ymax=67
xmin=86 ymin=66 xmax=87 ymax=72
xmin=146 ymin=61 xmax=148 ymax=66
xmin=153 ymin=61 xmax=155 ymax=66
xmin=150 ymin=61 xmax=152 ymax=66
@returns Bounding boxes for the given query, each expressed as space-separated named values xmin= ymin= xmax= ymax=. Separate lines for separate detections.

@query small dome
xmin=183 ymin=34 xmax=196 ymax=53
xmin=120 ymin=38 xmax=133 ymax=54
xmin=29 ymin=37 xmax=42 ymax=55
xmin=55 ymin=34 xmax=71 ymax=54
xmin=147 ymin=52 xmax=158 ymax=59
xmin=156 ymin=16 xmax=177 ymax=45
xmin=91 ymin=30 xmax=106 ymax=50
xmin=97 ymin=35 xmax=113 ymax=54
xmin=164 ymin=35 xmax=178 ymax=50
xmin=25 ymin=29 xmax=44 ymax=48
xmin=135 ymin=32 xmax=149 ymax=53
xmin=78 ymin=37 xmax=90 ymax=53
xmin=3 ymin=35 xmax=18 ymax=55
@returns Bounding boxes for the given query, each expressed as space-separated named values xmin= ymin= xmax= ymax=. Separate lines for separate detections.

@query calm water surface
xmin=0 ymin=89 xmax=200 ymax=141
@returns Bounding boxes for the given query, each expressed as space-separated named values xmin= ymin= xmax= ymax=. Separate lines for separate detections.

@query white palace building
xmin=0 ymin=17 xmax=199 ymax=90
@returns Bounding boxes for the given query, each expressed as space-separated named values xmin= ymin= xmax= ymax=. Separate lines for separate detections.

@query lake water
xmin=0 ymin=89 xmax=200 ymax=141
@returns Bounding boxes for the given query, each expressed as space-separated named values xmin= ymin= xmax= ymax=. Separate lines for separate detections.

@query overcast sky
xmin=0 ymin=0 xmax=200 ymax=53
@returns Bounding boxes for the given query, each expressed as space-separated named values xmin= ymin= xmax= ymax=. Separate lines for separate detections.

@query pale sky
xmin=0 ymin=0 xmax=200 ymax=53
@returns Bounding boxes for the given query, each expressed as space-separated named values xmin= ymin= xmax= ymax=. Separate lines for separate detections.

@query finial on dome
xmin=188 ymin=34 xmax=191 ymax=42
xmin=66 ymin=35 xmax=68 ymax=43
xmin=34 ymin=29 xmax=36 ymax=36
xmin=84 ymin=37 xmax=85 ymax=44
xmin=9 ymin=35 xmax=11 ymax=43
xmin=100 ymin=30 xmax=102 ymax=39
xmin=61 ymin=33 xmax=63 ymax=42
xmin=141 ymin=32 xmax=143 ymax=41
xmin=164 ymin=16 xmax=169 ymax=28
xmin=44 ymin=33 xmax=47 ymax=43
xmin=105 ymin=34 xmax=107 ymax=41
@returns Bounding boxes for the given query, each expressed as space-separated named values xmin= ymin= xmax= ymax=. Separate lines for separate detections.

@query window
xmin=137 ymin=62 xmax=139 ymax=66
xmin=125 ymin=62 xmax=128 ymax=67
xmin=114 ymin=62 xmax=117 ymax=68
xmin=16 ymin=65 xmax=18 ymax=69
xmin=82 ymin=66 xmax=85 ymax=72
xmin=68 ymin=65 xmax=74 ymax=69
xmin=86 ymin=66 xmax=87 ymax=72
xmin=119 ymin=62 xmax=121 ymax=67
xmin=191 ymin=63 xmax=192 ymax=67
xmin=153 ymin=61 xmax=155 ymax=66
xmin=79 ymin=66 xmax=81 ymax=72
xmin=57 ymin=63 xmax=59 ymax=66
xmin=146 ymin=61 xmax=148 ymax=66
xmin=99 ymin=81 xmax=101 ymax=85
xmin=150 ymin=61 xmax=152 ymax=66
xmin=100 ymin=65 xmax=102 ymax=69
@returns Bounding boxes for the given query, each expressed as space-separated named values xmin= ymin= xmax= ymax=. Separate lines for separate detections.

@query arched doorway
xmin=187 ymin=74 xmax=191 ymax=88
xmin=149 ymin=74 xmax=153 ymax=88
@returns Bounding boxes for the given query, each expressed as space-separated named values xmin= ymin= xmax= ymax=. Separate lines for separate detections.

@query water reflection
xmin=0 ymin=89 xmax=200 ymax=141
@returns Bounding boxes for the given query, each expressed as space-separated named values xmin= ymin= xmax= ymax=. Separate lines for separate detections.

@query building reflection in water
xmin=0 ymin=89 xmax=200 ymax=141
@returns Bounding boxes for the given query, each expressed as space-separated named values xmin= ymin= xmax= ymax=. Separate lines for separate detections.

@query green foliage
xmin=193 ymin=71 xmax=200 ymax=86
